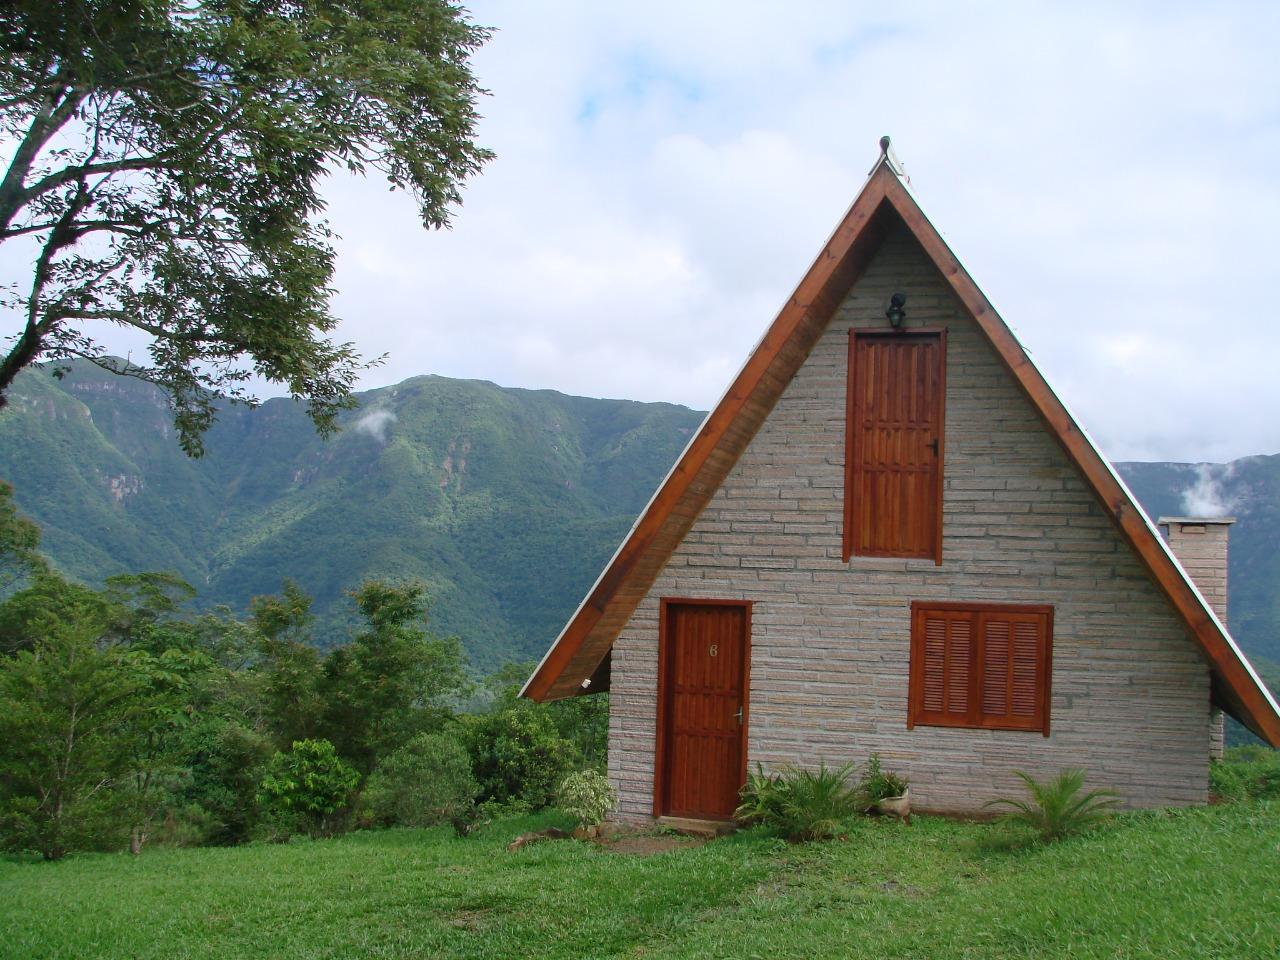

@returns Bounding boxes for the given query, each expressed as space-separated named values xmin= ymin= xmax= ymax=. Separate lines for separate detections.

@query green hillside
xmin=3 ymin=360 xmax=1278 ymax=674
xmin=0 ymin=362 xmax=703 ymax=670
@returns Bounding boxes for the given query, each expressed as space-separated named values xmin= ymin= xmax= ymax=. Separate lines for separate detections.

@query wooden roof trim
xmin=520 ymin=166 xmax=896 ymax=702
xmin=523 ymin=154 xmax=1280 ymax=746
xmin=878 ymin=176 xmax=1280 ymax=746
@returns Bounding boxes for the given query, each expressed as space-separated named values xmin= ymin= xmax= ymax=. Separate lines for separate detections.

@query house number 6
xmin=708 ymin=643 xmax=718 ymax=657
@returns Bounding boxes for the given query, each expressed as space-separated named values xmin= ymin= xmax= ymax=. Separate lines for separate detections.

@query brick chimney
xmin=1158 ymin=516 xmax=1235 ymax=760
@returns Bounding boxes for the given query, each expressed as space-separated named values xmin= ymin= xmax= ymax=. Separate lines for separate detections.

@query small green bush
xmin=1209 ymin=746 xmax=1280 ymax=801
xmin=735 ymin=762 xmax=862 ymax=842
xmin=557 ymin=769 xmax=616 ymax=828
xmin=984 ymin=769 xmax=1121 ymax=842
xmin=462 ymin=702 xmax=573 ymax=808
xmin=362 ymin=732 xmax=478 ymax=827
xmin=257 ymin=739 xmax=358 ymax=838
xmin=859 ymin=753 xmax=908 ymax=804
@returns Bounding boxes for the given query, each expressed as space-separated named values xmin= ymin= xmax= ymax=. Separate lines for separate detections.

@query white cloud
xmin=11 ymin=1 xmax=1280 ymax=464
xmin=353 ymin=408 xmax=397 ymax=443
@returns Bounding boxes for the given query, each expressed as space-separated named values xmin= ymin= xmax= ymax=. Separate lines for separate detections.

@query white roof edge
xmin=526 ymin=149 xmax=1280 ymax=728
xmin=520 ymin=156 xmax=894 ymax=699
xmin=893 ymin=165 xmax=1280 ymax=723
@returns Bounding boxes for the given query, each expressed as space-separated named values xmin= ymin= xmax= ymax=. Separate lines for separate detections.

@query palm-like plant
xmin=984 ymin=769 xmax=1122 ymax=842
xmin=735 ymin=762 xmax=863 ymax=841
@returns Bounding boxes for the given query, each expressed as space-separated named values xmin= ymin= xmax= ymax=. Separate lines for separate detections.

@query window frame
xmin=907 ymin=600 xmax=1053 ymax=736
xmin=843 ymin=328 xmax=947 ymax=565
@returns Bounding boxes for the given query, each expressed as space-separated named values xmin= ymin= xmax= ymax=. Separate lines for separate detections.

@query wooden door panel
xmin=845 ymin=332 xmax=944 ymax=562
xmin=658 ymin=601 xmax=749 ymax=819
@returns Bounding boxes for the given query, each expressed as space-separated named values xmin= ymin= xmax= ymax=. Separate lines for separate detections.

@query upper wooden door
xmin=844 ymin=331 xmax=946 ymax=563
xmin=656 ymin=600 xmax=750 ymax=820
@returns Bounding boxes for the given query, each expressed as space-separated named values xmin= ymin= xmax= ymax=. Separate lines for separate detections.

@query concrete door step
xmin=656 ymin=816 xmax=737 ymax=838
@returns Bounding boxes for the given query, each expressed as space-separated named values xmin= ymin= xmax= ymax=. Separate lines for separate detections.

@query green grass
xmin=2 ymin=804 xmax=1278 ymax=960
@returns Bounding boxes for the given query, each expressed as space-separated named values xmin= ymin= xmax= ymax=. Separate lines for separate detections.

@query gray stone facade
xmin=608 ymin=222 xmax=1212 ymax=819
xmin=1159 ymin=518 xmax=1234 ymax=761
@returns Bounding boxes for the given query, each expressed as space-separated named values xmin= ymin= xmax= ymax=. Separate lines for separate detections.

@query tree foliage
xmin=320 ymin=580 xmax=468 ymax=773
xmin=362 ymin=731 xmax=477 ymax=827
xmin=0 ymin=517 xmax=602 ymax=857
xmin=257 ymin=738 xmax=358 ymax=837
xmin=0 ymin=480 xmax=45 ymax=593
xmin=0 ymin=592 xmax=144 ymax=859
xmin=0 ymin=0 xmax=492 ymax=453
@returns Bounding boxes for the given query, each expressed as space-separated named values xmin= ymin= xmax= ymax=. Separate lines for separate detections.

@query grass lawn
xmin=1 ymin=803 xmax=1277 ymax=960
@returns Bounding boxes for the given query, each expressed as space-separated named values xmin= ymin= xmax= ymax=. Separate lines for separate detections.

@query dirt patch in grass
xmin=448 ymin=909 xmax=491 ymax=931
xmin=601 ymin=834 xmax=707 ymax=857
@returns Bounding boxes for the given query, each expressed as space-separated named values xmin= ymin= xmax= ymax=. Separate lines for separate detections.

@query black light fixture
xmin=886 ymin=292 xmax=907 ymax=329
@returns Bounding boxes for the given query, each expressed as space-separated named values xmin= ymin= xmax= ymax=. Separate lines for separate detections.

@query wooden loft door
xmin=844 ymin=330 xmax=946 ymax=563
xmin=654 ymin=600 xmax=751 ymax=820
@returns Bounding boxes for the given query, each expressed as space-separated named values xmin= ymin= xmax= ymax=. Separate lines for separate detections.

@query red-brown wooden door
xmin=844 ymin=331 xmax=945 ymax=562
xmin=656 ymin=600 xmax=750 ymax=819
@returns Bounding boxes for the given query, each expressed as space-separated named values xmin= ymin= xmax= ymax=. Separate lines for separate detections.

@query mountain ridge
xmin=2 ymin=360 xmax=1277 ymax=670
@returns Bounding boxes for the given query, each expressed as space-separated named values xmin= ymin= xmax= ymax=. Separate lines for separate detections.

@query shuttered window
xmin=908 ymin=601 xmax=1052 ymax=735
xmin=843 ymin=331 xmax=945 ymax=564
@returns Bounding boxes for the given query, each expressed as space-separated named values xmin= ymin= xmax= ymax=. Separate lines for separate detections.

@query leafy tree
xmin=119 ymin=646 xmax=210 ymax=853
xmin=481 ymin=660 xmax=607 ymax=772
xmin=183 ymin=719 xmax=274 ymax=845
xmin=257 ymin=738 xmax=358 ymax=837
xmin=320 ymin=580 xmax=468 ymax=772
xmin=0 ymin=569 xmax=111 ymax=654
xmin=251 ymin=581 xmax=324 ymax=748
xmin=0 ymin=592 xmax=144 ymax=859
xmin=0 ymin=480 xmax=45 ymax=593
xmin=462 ymin=700 xmax=573 ymax=809
xmin=0 ymin=0 xmax=492 ymax=453
xmin=102 ymin=571 xmax=197 ymax=650
xmin=362 ymin=731 xmax=477 ymax=827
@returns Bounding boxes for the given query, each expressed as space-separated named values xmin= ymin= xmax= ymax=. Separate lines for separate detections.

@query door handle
xmin=734 ymin=707 xmax=744 ymax=725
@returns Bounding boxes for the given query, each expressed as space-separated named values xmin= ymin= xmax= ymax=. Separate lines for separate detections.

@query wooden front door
xmin=844 ymin=330 xmax=946 ymax=563
xmin=655 ymin=600 xmax=750 ymax=820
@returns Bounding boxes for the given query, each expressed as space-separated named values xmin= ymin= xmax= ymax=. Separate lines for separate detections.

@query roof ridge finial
xmin=873 ymin=135 xmax=908 ymax=180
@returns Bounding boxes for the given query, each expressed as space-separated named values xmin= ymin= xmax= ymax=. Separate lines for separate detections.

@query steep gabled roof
xmin=521 ymin=140 xmax=1280 ymax=747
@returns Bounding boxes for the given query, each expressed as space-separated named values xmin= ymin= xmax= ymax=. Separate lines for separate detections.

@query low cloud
xmin=354 ymin=408 xmax=397 ymax=443
xmin=1180 ymin=463 xmax=1237 ymax=517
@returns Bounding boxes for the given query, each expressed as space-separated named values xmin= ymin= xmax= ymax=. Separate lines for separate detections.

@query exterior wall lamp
xmin=886 ymin=292 xmax=907 ymax=329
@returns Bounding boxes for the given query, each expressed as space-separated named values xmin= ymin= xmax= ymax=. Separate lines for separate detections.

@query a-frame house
xmin=523 ymin=139 xmax=1280 ymax=820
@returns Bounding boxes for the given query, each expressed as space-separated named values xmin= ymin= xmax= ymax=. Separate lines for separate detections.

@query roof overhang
xmin=520 ymin=145 xmax=1280 ymax=747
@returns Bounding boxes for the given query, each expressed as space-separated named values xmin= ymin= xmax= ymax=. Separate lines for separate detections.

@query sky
xmin=8 ymin=2 xmax=1280 ymax=463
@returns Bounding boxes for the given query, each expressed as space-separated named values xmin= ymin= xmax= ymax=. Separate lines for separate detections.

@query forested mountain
xmin=0 ymin=362 xmax=702 ymax=670
xmin=2 ymin=359 xmax=1277 ymax=673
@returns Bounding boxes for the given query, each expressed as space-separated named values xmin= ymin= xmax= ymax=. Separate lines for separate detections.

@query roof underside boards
xmin=519 ymin=156 xmax=1280 ymax=747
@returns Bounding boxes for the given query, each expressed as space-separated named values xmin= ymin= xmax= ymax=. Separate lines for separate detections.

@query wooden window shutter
xmin=844 ymin=331 xmax=945 ymax=563
xmin=909 ymin=602 xmax=1052 ymax=735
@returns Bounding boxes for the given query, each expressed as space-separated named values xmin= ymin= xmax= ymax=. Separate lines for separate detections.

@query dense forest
xmin=0 ymin=487 xmax=604 ymax=860
xmin=0 ymin=361 xmax=703 ymax=670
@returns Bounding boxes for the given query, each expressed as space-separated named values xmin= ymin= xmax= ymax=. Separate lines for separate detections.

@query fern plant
xmin=735 ymin=763 xmax=862 ymax=841
xmin=734 ymin=765 xmax=786 ymax=826
xmin=984 ymin=769 xmax=1122 ymax=842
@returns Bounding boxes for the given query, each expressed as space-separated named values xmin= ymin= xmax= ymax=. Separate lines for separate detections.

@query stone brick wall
xmin=607 ymin=221 xmax=1212 ymax=819
xmin=1159 ymin=518 xmax=1233 ymax=761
